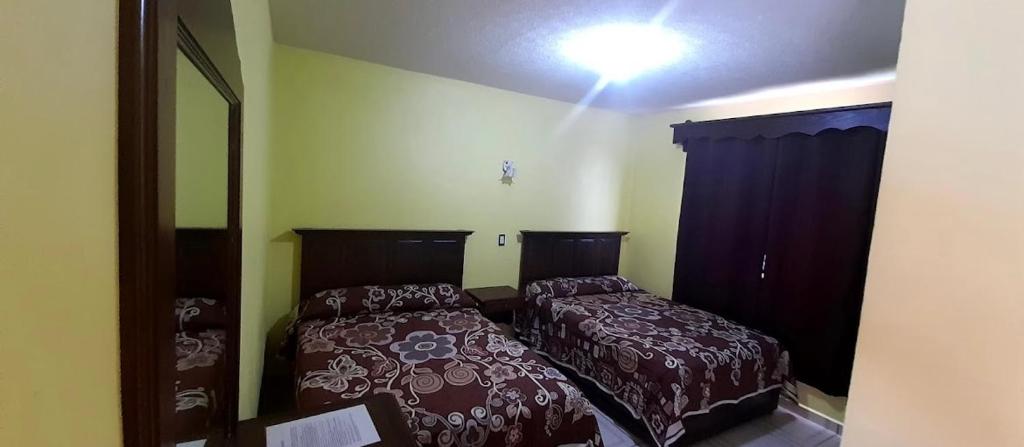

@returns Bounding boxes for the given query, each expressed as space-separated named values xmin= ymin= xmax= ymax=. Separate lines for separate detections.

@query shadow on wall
xmin=271 ymin=229 xmax=303 ymax=308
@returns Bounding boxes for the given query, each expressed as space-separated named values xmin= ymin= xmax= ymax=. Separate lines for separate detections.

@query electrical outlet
xmin=498 ymin=234 xmax=506 ymax=246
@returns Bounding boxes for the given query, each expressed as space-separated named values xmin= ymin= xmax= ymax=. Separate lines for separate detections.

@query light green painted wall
xmin=176 ymin=50 xmax=229 ymax=228
xmin=265 ymin=44 xmax=634 ymax=332
xmin=230 ymin=0 xmax=275 ymax=420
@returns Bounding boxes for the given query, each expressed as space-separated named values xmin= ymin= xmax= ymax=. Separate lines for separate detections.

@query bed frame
xmin=518 ymin=231 xmax=628 ymax=290
xmin=176 ymin=228 xmax=230 ymax=299
xmin=518 ymin=230 xmax=780 ymax=446
xmin=292 ymin=228 xmax=474 ymax=301
xmin=259 ymin=229 xmax=474 ymax=413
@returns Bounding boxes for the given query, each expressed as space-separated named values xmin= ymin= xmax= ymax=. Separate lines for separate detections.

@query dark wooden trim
xmin=176 ymin=228 xmax=229 ymax=299
xmin=671 ymin=102 xmax=892 ymax=148
xmin=293 ymin=229 xmax=474 ymax=299
xmin=176 ymin=19 xmax=241 ymax=104
xmin=518 ymin=231 xmax=628 ymax=289
xmin=177 ymin=0 xmax=244 ymax=98
xmin=119 ymin=1 xmax=243 ymax=444
xmin=176 ymin=12 xmax=244 ymax=441
xmin=519 ymin=230 xmax=629 ymax=237
xmin=293 ymin=228 xmax=475 ymax=237
xmin=117 ymin=0 xmax=178 ymax=446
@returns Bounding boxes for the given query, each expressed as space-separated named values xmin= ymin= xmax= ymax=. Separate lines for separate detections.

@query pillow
xmin=298 ymin=283 xmax=476 ymax=320
xmin=175 ymin=297 xmax=227 ymax=331
xmin=526 ymin=275 xmax=642 ymax=299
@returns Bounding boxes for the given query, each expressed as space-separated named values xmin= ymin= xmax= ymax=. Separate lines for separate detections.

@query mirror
xmin=116 ymin=1 xmax=243 ymax=444
xmin=176 ymin=49 xmax=229 ymax=229
xmin=172 ymin=45 xmax=238 ymax=444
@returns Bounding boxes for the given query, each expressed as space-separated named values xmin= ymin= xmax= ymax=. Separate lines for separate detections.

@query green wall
xmin=265 ymin=44 xmax=634 ymax=333
xmin=230 ymin=0 xmax=275 ymax=420
xmin=176 ymin=50 xmax=229 ymax=228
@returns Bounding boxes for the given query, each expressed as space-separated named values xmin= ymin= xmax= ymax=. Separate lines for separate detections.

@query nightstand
xmin=465 ymin=286 xmax=521 ymax=336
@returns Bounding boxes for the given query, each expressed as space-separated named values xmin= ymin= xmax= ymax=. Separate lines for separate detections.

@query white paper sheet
xmin=175 ymin=440 xmax=206 ymax=447
xmin=265 ymin=404 xmax=381 ymax=447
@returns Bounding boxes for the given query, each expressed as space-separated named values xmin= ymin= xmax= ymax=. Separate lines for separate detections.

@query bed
xmin=285 ymin=229 xmax=602 ymax=446
xmin=174 ymin=298 xmax=227 ymax=440
xmin=173 ymin=229 xmax=231 ymax=441
xmin=514 ymin=231 xmax=792 ymax=446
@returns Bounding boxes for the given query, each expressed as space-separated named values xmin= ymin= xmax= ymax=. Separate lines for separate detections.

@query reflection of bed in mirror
xmin=174 ymin=228 xmax=229 ymax=442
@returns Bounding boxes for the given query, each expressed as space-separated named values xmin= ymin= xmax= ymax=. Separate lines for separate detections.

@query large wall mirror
xmin=173 ymin=43 xmax=237 ymax=444
xmin=118 ymin=0 xmax=242 ymax=445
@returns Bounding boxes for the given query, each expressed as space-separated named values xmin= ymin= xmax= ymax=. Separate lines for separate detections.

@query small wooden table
xmin=465 ymin=286 xmax=521 ymax=335
xmin=235 ymin=393 xmax=416 ymax=446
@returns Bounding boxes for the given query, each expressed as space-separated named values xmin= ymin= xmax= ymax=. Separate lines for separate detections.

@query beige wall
xmin=230 ymin=0 xmax=276 ymax=420
xmin=0 ymin=0 xmax=122 ymax=445
xmin=842 ymin=1 xmax=1024 ymax=446
xmin=265 ymin=44 xmax=634 ymax=333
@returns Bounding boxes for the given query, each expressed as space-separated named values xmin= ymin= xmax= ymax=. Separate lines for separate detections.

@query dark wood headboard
xmin=176 ymin=228 xmax=229 ymax=299
xmin=293 ymin=229 xmax=474 ymax=300
xmin=518 ymin=231 xmax=628 ymax=289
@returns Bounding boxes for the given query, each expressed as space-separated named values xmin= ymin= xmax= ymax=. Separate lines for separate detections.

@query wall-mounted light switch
xmin=498 ymin=234 xmax=506 ymax=246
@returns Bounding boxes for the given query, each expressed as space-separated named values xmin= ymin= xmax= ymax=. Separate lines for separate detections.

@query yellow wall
xmin=265 ymin=44 xmax=634 ymax=331
xmin=619 ymin=83 xmax=895 ymax=423
xmin=176 ymin=50 xmax=230 ymax=228
xmin=0 ymin=0 xmax=122 ymax=445
xmin=230 ymin=0 xmax=276 ymax=420
xmin=843 ymin=0 xmax=1024 ymax=445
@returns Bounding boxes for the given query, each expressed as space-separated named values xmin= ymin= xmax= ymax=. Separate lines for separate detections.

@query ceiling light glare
xmin=560 ymin=23 xmax=685 ymax=82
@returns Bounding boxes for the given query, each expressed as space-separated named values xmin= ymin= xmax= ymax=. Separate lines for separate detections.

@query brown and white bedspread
xmin=174 ymin=329 xmax=226 ymax=440
xmin=291 ymin=283 xmax=602 ymax=447
xmin=174 ymin=298 xmax=228 ymax=441
xmin=515 ymin=276 xmax=790 ymax=446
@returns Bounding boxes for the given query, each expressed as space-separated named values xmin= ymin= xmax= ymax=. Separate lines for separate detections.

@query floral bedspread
xmin=174 ymin=329 xmax=225 ymax=440
xmin=294 ymin=307 xmax=602 ymax=447
xmin=515 ymin=276 xmax=790 ymax=446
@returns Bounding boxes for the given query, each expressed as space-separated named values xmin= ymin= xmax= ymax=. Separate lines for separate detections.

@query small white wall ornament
xmin=501 ymin=160 xmax=517 ymax=179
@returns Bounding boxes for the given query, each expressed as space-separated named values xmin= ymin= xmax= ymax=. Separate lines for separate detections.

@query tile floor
xmin=596 ymin=406 xmax=842 ymax=447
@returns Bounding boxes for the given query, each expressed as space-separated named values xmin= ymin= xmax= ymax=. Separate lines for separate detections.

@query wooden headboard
xmin=176 ymin=228 xmax=229 ymax=299
xmin=293 ymin=229 xmax=474 ymax=300
xmin=518 ymin=231 xmax=628 ymax=289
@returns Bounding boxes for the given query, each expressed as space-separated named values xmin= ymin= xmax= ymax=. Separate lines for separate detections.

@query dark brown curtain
xmin=673 ymin=126 xmax=886 ymax=396
xmin=673 ymin=137 xmax=777 ymax=329
xmin=761 ymin=127 xmax=886 ymax=395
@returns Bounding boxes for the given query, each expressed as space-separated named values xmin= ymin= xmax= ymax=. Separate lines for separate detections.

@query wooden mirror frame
xmin=118 ymin=0 xmax=243 ymax=445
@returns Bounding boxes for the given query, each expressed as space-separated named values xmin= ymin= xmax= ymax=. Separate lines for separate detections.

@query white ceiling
xmin=269 ymin=0 xmax=906 ymax=113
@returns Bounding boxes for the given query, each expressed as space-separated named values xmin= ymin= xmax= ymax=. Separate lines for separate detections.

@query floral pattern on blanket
xmin=295 ymin=307 xmax=602 ymax=447
xmin=301 ymin=283 xmax=478 ymax=319
xmin=515 ymin=277 xmax=790 ymax=446
xmin=175 ymin=297 xmax=226 ymax=331
xmin=174 ymin=329 xmax=225 ymax=439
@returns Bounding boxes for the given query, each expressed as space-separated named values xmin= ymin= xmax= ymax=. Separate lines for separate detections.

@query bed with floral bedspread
xmin=515 ymin=276 xmax=791 ymax=447
xmin=174 ymin=298 xmax=227 ymax=441
xmin=290 ymin=283 xmax=602 ymax=447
